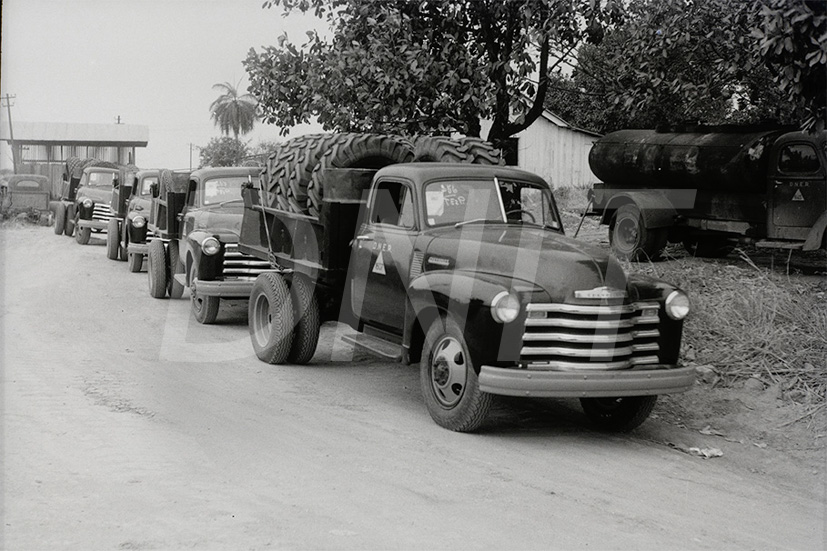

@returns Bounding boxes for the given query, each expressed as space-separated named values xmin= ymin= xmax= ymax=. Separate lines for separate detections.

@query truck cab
xmin=119 ymin=169 xmax=160 ymax=271
xmin=73 ymin=167 xmax=118 ymax=245
xmin=160 ymin=167 xmax=269 ymax=323
xmin=242 ymin=163 xmax=693 ymax=433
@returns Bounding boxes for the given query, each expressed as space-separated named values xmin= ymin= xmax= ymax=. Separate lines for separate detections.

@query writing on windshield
xmin=202 ymin=176 xmax=246 ymax=205
xmin=424 ymin=178 xmax=559 ymax=229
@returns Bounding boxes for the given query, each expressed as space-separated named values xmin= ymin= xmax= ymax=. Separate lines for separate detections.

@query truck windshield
xmin=202 ymin=176 xmax=246 ymax=205
xmin=424 ymin=178 xmax=559 ymax=229
xmin=84 ymin=172 xmax=115 ymax=188
xmin=140 ymin=176 xmax=158 ymax=196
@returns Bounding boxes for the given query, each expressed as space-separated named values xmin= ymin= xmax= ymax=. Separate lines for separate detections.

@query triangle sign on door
xmin=373 ymin=252 xmax=386 ymax=275
xmin=792 ymin=189 xmax=805 ymax=202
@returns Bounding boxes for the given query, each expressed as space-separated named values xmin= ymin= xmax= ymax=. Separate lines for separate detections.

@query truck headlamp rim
xmin=132 ymin=215 xmax=146 ymax=228
xmin=665 ymin=290 xmax=690 ymax=320
xmin=201 ymin=236 xmax=221 ymax=256
xmin=82 ymin=198 xmax=93 ymax=208
xmin=491 ymin=291 xmax=520 ymax=324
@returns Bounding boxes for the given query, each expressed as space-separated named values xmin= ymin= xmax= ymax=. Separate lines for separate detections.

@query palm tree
xmin=209 ymin=81 xmax=258 ymax=139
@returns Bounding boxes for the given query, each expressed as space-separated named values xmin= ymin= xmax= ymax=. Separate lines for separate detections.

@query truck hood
xmin=76 ymin=187 xmax=112 ymax=204
xmin=191 ymin=202 xmax=244 ymax=235
xmin=422 ymin=224 xmax=627 ymax=301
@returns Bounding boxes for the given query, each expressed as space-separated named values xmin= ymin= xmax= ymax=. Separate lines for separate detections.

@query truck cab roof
xmin=375 ymin=163 xmax=550 ymax=189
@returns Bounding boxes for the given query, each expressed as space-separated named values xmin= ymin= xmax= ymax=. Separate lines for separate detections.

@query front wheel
xmin=64 ymin=206 xmax=75 ymax=237
xmin=287 ymin=274 xmax=320 ymax=364
xmin=128 ymin=252 xmax=143 ymax=273
xmin=54 ymin=204 xmax=66 ymax=235
xmin=189 ymin=262 xmax=220 ymax=324
xmin=580 ymin=395 xmax=657 ymax=432
xmin=609 ymin=204 xmax=666 ymax=261
xmin=248 ymin=272 xmax=295 ymax=364
xmin=420 ymin=316 xmax=492 ymax=432
xmin=147 ymin=239 xmax=168 ymax=299
xmin=167 ymin=240 xmax=184 ymax=299
xmin=75 ymin=225 xmax=91 ymax=245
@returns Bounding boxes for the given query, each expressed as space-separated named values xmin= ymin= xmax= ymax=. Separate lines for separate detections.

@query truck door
xmin=351 ymin=179 xmax=417 ymax=333
xmin=768 ymin=139 xmax=826 ymax=241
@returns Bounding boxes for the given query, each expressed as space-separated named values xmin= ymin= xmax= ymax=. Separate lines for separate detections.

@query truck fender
xmin=404 ymin=271 xmax=511 ymax=366
xmin=803 ymin=211 xmax=827 ymax=251
xmin=602 ymin=190 xmax=679 ymax=229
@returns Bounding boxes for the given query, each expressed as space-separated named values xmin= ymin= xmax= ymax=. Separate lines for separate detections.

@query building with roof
xmin=0 ymin=121 xmax=149 ymax=183
xmin=482 ymin=109 xmax=601 ymax=189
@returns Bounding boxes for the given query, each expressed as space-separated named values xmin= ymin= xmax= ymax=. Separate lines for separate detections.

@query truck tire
xmin=287 ymin=274 xmax=320 ymax=364
xmin=189 ymin=263 xmax=220 ymax=324
xmin=64 ymin=205 xmax=75 ymax=237
xmin=76 ymin=225 xmax=91 ymax=245
xmin=307 ymin=134 xmax=415 ymax=218
xmin=167 ymin=240 xmax=185 ymax=299
xmin=580 ymin=396 xmax=657 ymax=432
xmin=148 ymin=239 xmax=168 ymax=299
xmin=420 ymin=316 xmax=493 ymax=432
xmin=609 ymin=203 xmax=667 ymax=261
xmin=106 ymin=219 xmax=120 ymax=260
xmin=682 ymin=237 xmax=735 ymax=258
xmin=286 ymin=134 xmax=344 ymax=214
xmin=119 ymin=223 xmax=129 ymax=261
xmin=128 ymin=251 xmax=143 ymax=273
xmin=54 ymin=203 xmax=66 ymax=235
xmin=249 ymin=272 xmax=295 ymax=364
xmin=413 ymin=136 xmax=503 ymax=165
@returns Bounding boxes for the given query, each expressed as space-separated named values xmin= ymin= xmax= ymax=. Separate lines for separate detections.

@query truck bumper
xmin=193 ymin=279 xmax=254 ymax=299
xmin=478 ymin=365 xmax=695 ymax=398
xmin=128 ymin=242 xmax=149 ymax=256
xmin=76 ymin=219 xmax=108 ymax=231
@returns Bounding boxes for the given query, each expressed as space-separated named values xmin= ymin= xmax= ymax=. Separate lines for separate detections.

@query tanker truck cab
xmin=242 ymin=163 xmax=694 ymax=433
xmin=765 ymin=131 xmax=827 ymax=248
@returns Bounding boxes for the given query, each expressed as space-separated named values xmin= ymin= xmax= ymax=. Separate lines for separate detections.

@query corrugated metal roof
xmin=0 ymin=121 xmax=149 ymax=145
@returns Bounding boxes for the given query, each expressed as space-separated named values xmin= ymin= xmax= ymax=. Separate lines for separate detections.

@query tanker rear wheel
xmin=610 ymin=204 xmax=666 ymax=261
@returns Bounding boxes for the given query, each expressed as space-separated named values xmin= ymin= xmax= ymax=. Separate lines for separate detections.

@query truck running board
xmin=754 ymin=240 xmax=804 ymax=250
xmin=341 ymin=333 xmax=403 ymax=361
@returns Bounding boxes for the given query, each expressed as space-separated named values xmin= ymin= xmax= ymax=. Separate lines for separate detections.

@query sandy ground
xmin=1 ymin=224 xmax=825 ymax=550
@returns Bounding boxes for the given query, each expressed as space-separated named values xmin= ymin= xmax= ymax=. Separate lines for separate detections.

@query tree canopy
xmin=245 ymin=0 xmax=613 ymax=143
xmin=246 ymin=0 xmax=825 ymax=138
xmin=199 ymin=136 xmax=249 ymax=167
xmin=209 ymin=82 xmax=259 ymax=139
xmin=548 ymin=0 xmax=825 ymax=133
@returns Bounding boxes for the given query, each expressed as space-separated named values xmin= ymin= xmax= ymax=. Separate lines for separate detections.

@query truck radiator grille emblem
xmin=222 ymin=243 xmax=272 ymax=280
xmin=92 ymin=203 xmax=115 ymax=223
xmin=520 ymin=302 xmax=661 ymax=370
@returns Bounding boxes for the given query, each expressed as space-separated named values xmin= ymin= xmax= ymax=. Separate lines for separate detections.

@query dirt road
xmin=2 ymin=225 xmax=824 ymax=550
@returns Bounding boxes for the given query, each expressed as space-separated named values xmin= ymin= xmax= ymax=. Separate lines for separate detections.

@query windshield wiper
xmin=454 ymin=218 xmax=494 ymax=228
xmin=216 ymin=198 xmax=244 ymax=207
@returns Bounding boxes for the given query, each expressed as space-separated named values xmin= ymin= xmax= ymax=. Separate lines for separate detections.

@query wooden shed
xmin=0 ymin=121 xmax=149 ymax=184
xmin=481 ymin=110 xmax=601 ymax=189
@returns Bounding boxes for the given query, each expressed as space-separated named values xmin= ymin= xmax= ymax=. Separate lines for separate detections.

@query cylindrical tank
xmin=588 ymin=128 xmax=787 ymax=192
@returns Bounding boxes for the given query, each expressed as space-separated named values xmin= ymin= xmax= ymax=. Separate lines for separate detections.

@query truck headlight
xmin=491 ymin=291 xmax=520 ymax=323
xmin=82 ymin=198 xmax=93 ymax=208
xmin=665 ymin=290 xmax=690 ymax=320
xmin=201 ymin=236 xmax=221 ymax=256
xmin=132 ymin=215 xmax=146 ymax=228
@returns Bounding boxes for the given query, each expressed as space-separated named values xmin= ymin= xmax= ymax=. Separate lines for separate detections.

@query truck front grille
xmin=222 ymin=243 xmax=271 ymax=280
xmin=92 ymin=203 xmax=114 ymax=223
xmin=521 ymin=302 xmax=661 ymax=370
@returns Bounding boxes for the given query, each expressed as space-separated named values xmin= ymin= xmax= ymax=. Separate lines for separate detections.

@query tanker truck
xmin=586 ymin=126 xmax=826 ymax=260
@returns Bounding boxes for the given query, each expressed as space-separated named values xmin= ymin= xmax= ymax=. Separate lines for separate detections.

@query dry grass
xmin=626 ymin=249 xmax=827 ymax=405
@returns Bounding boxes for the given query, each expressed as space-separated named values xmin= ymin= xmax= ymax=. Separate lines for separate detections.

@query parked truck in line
xmin=0 ymin=174 xmax=53 ymax=224
xmin=105 ymin=169 xmax=160 ymax=271
xmin=53 ymin=157 xmax=134 ymax=243
xmin=586 ymin=126 xmax=827 ymax=260
xmin=147 ymin=166 xmax=268 ymax=324
xmin=238 ymin=136 xmax=693 ymax=433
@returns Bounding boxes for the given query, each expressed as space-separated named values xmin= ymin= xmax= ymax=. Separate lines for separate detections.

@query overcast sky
xmin=0 ymin=0 xmax=327 ymax=170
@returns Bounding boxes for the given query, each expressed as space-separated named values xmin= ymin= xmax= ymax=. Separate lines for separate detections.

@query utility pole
xmin=2 ymin=94 xmax=18 ymax=173
xmin=115 ymin=115 xmax=123 ymax=124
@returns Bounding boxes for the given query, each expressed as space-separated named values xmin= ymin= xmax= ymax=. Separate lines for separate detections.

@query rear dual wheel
xmin=147 ymin=239 xmax=168 ymax=298
xmin=106 ymin=219 xmax=121 ymax=260
xmin=609 ymin=204 xmax=667 ymax=261
xmin=54 ymin=204 xmax=66 ymax=235
xmin=249 ymin=273 xmax=320 ymax=364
